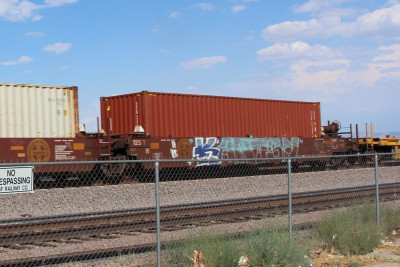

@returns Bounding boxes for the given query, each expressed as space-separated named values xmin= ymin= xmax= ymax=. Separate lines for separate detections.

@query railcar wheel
xmin=100 ymin=163 xmax=126 ymax=177
xmin=330 ymin=156 xmax=344 ymax=169
xmin=291 ymin=162 xmax=300 ymax=172
xmin=99 ymin=156 xmax=127 ymax=182
xmin=347 ymin=156 xmax=358 ymax=165
xmin=310 ymin=161 xmax=326 ymax=171
xmin=359 ymin=155 xmax=374 ymax=166
xmin=317 ymin=162 xmax=327 ymax=171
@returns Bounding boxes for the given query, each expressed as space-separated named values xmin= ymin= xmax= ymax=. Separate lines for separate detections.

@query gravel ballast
xmin=0 ymin=166 xmax=398 ymax=220
xmin=0 ymin=165 xmax=398 ymax=265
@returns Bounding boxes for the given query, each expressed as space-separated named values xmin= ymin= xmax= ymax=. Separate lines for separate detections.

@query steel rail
xmin=0 ymin=183 xmax=399 ymax=266
xmin=0 ymin=183 xmax=399 ymax=245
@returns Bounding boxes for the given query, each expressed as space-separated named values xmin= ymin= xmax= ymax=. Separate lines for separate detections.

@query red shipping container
xmin=100 ymin=91 xmax=321 ymax=138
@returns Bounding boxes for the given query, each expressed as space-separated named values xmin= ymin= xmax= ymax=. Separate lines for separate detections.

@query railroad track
xmin=0 ymin=182 xmax=399 ymax=266
xmin=34 ymin=159 xmax=400 ymax=188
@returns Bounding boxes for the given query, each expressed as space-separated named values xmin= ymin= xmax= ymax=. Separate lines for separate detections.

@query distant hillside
xmin=388 ymin=131 xmax=400 ymax=137
xmin=374 ymin=131 xmax=400 ymax=137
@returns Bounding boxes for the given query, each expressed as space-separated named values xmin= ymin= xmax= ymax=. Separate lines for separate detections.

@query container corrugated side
xmin=0 ymin=83 xmax=79 ymax=138
xmin=101 ymin=91 xmax=321 ymax=138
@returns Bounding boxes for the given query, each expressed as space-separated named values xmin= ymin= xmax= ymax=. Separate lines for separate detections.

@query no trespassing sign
xmin=0 ymin=167 xmax=34 ymax=194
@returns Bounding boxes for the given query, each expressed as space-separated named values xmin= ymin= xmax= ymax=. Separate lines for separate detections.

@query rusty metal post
xmin=356 ymin=124 xmax=359 ymax=144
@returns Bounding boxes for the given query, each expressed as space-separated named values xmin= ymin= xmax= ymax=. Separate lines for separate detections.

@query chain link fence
xmin=0 ymin=152 xmax=398 ymax=266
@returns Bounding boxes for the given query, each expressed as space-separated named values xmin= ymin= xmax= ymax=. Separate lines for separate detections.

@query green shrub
xmin=380 ymin=205 xmax=400 ymax=236
xmin=316 ymin=205 xmax=383 ymax=255
xmin=163 ymin=225 xmax=309 ymax=267
xmin=244 ymin=224 xmax=309 ymax=267
xmin=348 ymin=261 xmax=362 ymax=267
xmin=163 ymin=232 xmax=241 ymax=267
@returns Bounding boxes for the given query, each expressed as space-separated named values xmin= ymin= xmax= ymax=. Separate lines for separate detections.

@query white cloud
xmin=385 ymin=0 xmax=400 ymax=7
xmin=293 ymin=0 xmax=356 ymax=17
xmin=25 ymin=31 xmax=46 ymax=38
xmin=159 ymin=48 xmax=170 ymax=53
xmin=247 ymin=72 xmax=270 ymax=79
xmin=373 ymin=44 xmax=400 ymax=62
xmin=262 ymin=4 xmax=400 ymax=41
xmin=369 ymin=44 xmax=400 ymax=77
xmin=285 ymin=57 xmax=383 ymax=93
xmin=32 ymin=14 xmax=42 ymax=20
xmin=288 ymin=59 xmax=350 ymax=92
xmin=355 ymin=4 xmax=400 ymax=36
xmin=43 ymin=42 xmax=72 ymax=54
xmin=0 ymin=0 xmax=39 ymax=21
xmin=169 ymin=11 xmax=180 ymax=18
xmin=293 ymin=0 xmax=333 ymax=13
xmin=254 ymin=43 xmax=400 ymax=98
xmin=0 ymin=56 xmax=33 ymax=66
xmin=192 ymin=3 xmax=214 ymax=11
xmin=44 ymin=0 xmax=79 ymax=7
xmin=0 ymin=0 xmax=79 ymax=22
xmin=232 ymin=5 xmax=246 ymax=13
xmin=257 ymin=41 xmax=332 ymax=61
xmin=180 ymin=56 xmax=227 ymax=70
xmin=263 ymin=17 xmax=341 ymax=42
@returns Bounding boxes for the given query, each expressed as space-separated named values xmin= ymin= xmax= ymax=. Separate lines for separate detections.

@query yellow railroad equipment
xmin=358 ymin=123 xmax=400 ymax=159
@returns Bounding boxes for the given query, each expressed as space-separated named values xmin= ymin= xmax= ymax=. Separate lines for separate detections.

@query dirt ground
xmin=310 ymin=236 xmax=400 ymax=267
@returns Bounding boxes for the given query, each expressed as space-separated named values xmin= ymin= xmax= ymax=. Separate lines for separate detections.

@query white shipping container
xmin=0 ymin=83 xmax=79 ymax=138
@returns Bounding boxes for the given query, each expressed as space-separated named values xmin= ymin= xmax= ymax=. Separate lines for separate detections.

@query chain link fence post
xmin=155 ymin=160 xmax=161 ymax=267
xmin=374 ymin=154 xmax=380 ymax=226
xmin=287 ymin=157 xmax=292 ymax=247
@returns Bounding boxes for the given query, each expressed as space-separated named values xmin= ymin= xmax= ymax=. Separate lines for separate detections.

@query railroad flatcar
xmin=99 ymin=91 xmax=358 ymax=171
xmin=3 ymin=83 xmax=396 ymax=183
xmin=0 ymin=83 xmax=108 ymax=179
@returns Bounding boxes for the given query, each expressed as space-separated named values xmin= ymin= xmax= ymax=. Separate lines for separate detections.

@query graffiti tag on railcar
xmin=193 ymin=137 xmax=221 ymax=166
xmin=189 ymin=137 xmax=303 ymax=166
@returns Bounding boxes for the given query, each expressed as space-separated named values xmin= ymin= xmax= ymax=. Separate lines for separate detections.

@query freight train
xmin=0 ymin=83 xmax=398 ymax=182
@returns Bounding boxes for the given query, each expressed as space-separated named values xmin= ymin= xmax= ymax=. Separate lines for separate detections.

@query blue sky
xmin=1 ymin=0 xmax=399 ymax=135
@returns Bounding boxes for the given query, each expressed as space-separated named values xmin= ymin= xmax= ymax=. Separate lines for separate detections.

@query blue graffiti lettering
xmin=193 ymin=137 xmax=221 ymax=166
xmin=219 ymin=137 xmax=303 ymax=160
